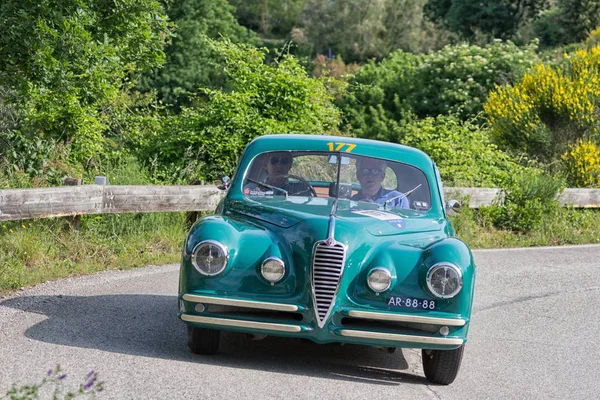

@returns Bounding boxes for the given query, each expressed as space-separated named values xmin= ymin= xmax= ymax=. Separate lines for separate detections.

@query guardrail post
xmin=64 ymin=177 xmax=83 ymax=232
xmin=185 ymin=179 xmax=205 ymax=230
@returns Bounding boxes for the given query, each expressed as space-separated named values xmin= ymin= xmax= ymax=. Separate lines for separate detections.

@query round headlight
xmin=367 ymin=268 xmax=392 ymax=293
xmin=426 ymin=262 xmax=463 ymax=299
xmin=191 ymin=240 xmax=228 ymax=276
xmin=261 ymin=257 xmax=285 ymax=283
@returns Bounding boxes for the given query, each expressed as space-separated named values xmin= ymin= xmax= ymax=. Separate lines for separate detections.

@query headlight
xmin=367 ymin=267 xmax=392 ymax=293
xmin=426 ymin=262 xmax=463 ymax=299
xmin=261 ymin=257 xmax=285 ymax=283
xmin=191 ymin=240 xmax=228 ymax=276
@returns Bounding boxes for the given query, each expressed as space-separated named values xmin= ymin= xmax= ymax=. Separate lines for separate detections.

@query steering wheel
xmin=285 ymin=174 xmax=318 ymax=197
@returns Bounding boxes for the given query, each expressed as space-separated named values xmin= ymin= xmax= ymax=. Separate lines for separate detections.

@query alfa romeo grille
xmin=312 ymin=240 xmax=346 ymax=327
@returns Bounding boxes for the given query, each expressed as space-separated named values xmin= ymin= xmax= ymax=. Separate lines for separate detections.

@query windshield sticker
xmin=326 ymin=142 xmax=356 ymax=153
xmin=350 ymin=209 xmax=406 ymax=230
xmin=244 ymin=188 xmax=275 ymax=197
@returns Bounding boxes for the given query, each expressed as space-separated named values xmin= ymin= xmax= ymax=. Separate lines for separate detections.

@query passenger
xmin=351 ymin=157 xmax=409 ymax=208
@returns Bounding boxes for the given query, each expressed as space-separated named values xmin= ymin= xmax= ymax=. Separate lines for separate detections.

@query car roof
xmin=243 ymin=134 xmax=434 ymax=172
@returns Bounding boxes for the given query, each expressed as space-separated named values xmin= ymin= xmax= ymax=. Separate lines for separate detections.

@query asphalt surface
xmin=1 ymin=244 xmax=599 ymax=399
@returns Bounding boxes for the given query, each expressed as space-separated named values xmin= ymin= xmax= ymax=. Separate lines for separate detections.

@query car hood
xmin=226 ymin=197 xmax=445 ymax=237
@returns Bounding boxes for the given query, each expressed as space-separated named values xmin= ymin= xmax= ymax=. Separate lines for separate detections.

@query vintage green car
xmin=178 ymin=134 xmax=476 ymax=385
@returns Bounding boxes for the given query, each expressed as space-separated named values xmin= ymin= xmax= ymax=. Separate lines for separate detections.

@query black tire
xmin=187 ymin=325 xmax=220 ymax=355
xmin=422 ymin=345 xmax=464 ymax=385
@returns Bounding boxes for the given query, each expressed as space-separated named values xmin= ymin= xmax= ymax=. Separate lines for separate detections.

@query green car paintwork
xmin=178 ymin=134 xmax=476 ymax=354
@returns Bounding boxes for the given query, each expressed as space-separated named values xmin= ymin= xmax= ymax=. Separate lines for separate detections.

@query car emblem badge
xmin=326 ymin=237 xmax=335 ymax=246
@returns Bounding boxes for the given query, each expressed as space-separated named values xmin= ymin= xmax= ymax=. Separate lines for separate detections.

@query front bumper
xmin=179 ymin=293 xmax=468 ymax=350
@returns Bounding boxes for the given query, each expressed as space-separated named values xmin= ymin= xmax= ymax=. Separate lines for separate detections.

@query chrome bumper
xmin=180 ymin=294 xmax=467 ymax=347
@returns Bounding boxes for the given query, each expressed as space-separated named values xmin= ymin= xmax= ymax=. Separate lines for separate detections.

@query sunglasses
xmin=269 ymin=157 xmax=291 ymax=165
xmin=358 ymin=168 xmax=384 ymax=176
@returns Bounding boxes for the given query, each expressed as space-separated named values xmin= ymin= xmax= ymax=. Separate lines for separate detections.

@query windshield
xmin=242 ymin=151 xmax=432 ymax=210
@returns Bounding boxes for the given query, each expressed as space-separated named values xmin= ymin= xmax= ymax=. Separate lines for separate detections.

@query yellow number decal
xmin=326 ymin=142 xmax=356 ymax=153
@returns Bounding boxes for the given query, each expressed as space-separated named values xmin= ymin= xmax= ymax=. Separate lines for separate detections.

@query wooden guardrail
xmin=0 ymin=185 xmax=225 ymax=221
xmin=446 ymin=187 xmax=600 ymax=208
xmin=1 ymin=185 xmax=599 ymax=222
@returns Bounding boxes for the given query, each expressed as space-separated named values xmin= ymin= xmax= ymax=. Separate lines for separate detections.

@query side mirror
xmin=216 ymin=175 xmax=230 ymax=191
xmin=445 ymin=199 xmax=461 ymax=215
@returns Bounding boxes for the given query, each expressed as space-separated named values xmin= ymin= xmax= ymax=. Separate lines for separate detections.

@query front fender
xmin=180 ymin=216 xmax=305 ymax=298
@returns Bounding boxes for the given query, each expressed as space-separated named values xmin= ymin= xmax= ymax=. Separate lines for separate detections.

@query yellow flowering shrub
xmin=561 ymin=140 xmax=600 ymax=187
xmin=586 ymin=27 xmax=600 ymax=49
xmin=484 ymin=44 xmax=600 ymax=160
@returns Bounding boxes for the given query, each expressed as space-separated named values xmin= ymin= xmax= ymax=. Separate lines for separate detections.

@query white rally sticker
xmin=350 ymin=209 xmax=405 ymax=230
xmin=350 ymin=209 xmax=402 ymax=220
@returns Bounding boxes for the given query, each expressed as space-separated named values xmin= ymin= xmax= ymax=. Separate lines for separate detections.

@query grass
xmin=451 ymin=206 xmax=600 ymax=248
xmin=0 ymin=212 xmax=186 ymax=296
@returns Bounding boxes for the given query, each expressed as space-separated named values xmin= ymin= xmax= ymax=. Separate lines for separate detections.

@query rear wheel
xmin=187 ymin=326 xmax=220 ymax=355
xmin=422 ymin=345 xmax=464 ymax=385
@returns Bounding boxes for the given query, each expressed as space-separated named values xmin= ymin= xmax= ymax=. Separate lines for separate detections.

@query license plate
xmin=387 ymin=296 xmax=436 ymax=310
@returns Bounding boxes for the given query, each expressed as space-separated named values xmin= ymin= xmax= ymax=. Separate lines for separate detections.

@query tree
xmin=0 ymin=0 xmax=170 ymax=163
xmin=302 ymin=0 xmax=433 ymax=63
xmin=557 ymin=0 xmax=600 ymax=44
xmin=229 ymin=0 xmax=305 ymax=36
xmin=139 ymin=0 xmax=255 ymax=107
xmin=424 ymin=0 xmax=549 ymax=40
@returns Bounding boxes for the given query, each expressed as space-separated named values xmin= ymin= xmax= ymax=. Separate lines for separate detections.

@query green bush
xmin=0 ymin=130 xmax=72 ymax=187
xmin=401 ymin=115 xmax=535 ymax=187
xmin=481 ymin=171 xmax=564 ymax=233
xmin=133 ymin=38 xmax=343 ymax=183
xmin=409 ymin=40 xmax=540 ymax=119
xmin=337 ymin=51 xmax=419 ymax=141
xmin=338 ymin=40 xmax=541 ymax=141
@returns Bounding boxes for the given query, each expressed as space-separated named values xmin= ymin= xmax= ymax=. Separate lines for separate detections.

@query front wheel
xmin=422 ymin=345 xmax=464 ymax=385
xmin=187 ymin=325 xmax=220 ymax=355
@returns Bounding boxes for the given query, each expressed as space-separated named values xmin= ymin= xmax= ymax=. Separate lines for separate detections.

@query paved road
xmin=1 ymin=245 xmax=599 ymax=399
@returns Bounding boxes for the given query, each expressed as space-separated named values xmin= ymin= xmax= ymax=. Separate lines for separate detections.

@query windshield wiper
xmin=384 ymin=184 xmax=422 ymax=209
xmin=246 ymin=178 xmax=289 ymax=199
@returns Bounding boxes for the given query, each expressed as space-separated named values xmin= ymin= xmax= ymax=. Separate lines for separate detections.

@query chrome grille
xmin=312 ymin=241 xmax=346 ymax=327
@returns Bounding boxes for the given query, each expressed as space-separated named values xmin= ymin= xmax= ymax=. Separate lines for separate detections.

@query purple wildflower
xmin=47 ymin=369 xmax=53 ymax=376
xmin=86 ymin=371 xmax=94 ymax=379
xmin=57 ymin=374 xmax=67 ymax=380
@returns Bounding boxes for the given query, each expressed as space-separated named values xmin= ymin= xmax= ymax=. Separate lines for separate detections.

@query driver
xmin=244 ymin=152 xmax=312 ymax=196
xmin=351 ymin=157 xmax=409 ymax=208
xmin=264 ymin=152 xmax=293 ymax=189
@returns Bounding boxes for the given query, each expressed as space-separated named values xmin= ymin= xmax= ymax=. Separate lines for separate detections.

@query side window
xmin=381 ymin=167 xmax=397 ymax=190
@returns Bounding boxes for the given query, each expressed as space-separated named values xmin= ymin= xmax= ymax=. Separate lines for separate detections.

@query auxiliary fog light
xmin=261 ymin=257 xmax=285 ymax=283
xmin=195 ymin=303 xmax=206 ymax=313
xmin=439 ymin=326 xmax=450 ymax=336
xmin=367 ymin=268 xmax=392 ymax=293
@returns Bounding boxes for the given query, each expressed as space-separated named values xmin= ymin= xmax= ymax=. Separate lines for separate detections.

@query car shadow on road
xmin=1 ymin=294 xmax=428 ymax=386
